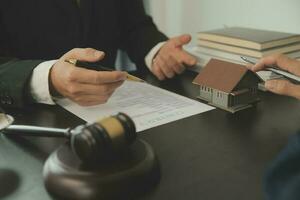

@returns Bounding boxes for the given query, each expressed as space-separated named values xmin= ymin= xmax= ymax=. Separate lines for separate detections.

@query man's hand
xmin=151 ymin=34 xmax=197 ymax=80
xmin=248 ymin=54 xmax=300 ymax=100
xmin=50 ymin=48 xmax=127 ymax=106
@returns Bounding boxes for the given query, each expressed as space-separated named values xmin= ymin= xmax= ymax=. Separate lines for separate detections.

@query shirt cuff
xmin=30 ymin=60 xmax=58 ymax=105
xmin=145 ymin=42 xmax=166 ymax=70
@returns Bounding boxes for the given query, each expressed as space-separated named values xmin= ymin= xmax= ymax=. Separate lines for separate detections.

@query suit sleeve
xmin=264 ymin=131 xmax=300 ymax=200
xmin=0 ymin=13 xmax=46 ymax=108
xmin=118 ymin=0 xmax=168 ymax=68
xmin=0 ymin=58 xmax=44 ymax=107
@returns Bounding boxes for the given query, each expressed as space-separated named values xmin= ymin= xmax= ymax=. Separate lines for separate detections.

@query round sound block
xmin=43 ymin=139 xmax=160 ymax=200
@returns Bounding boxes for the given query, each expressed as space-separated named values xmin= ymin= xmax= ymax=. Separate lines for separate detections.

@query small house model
xmin=193 ymin=59 xmax=262 ymax=113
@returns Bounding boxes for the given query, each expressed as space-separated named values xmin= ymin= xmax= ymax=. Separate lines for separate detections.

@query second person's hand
xmin=248 ymin=54 xmax=300 ymax=100
xmin=50 ymin=48 xmax=127 ymax=106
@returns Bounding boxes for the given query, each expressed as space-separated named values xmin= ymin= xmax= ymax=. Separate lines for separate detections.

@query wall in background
xmin=148 ymin=0 xmax=300 ymax=44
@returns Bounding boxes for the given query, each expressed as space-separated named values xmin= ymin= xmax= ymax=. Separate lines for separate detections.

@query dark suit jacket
xmin=0 ymin=0 xmax=167 ymax=107
xmin=264 ymin=131 xmax=300 ymax=200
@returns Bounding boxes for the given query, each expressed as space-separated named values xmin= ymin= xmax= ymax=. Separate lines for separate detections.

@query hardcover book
xmin=198 ymin=27 xmax=300 ymax=50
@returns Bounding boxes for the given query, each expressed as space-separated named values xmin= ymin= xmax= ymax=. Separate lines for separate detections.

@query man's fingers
xmin=92 ymin=71 xmax=127 ymax=84
xmin=171 ymin=34 xmax=192 ymax=47
xmin=66 ymin=67 xmax=127 ymax=84
xmin=252 ymin=54 xmax=300 ymax=77
xmin=175 ymin=50 xmax=197 ymax=66
xmin=172 ymin=62 xmax=185 ymax=74
xmin=149 ymin=34 xmax=196 ymax=80
xmin=250 ymin=55 xmax=277 ymax=72
xmin=65 ymin=81 xmax=123 ymax=97
xmin=170 ymin=55 xmax=185 ymax=74
xmin=62 ymin=48 xmax=105 ymax=62
xmin=161 ymin=54 xmax=185 ymax=74
xmin=156 ymin=57 xmax=175 ymax=78
xmin=151 ymin=62 xmax=166 ymax=80
xmin=73 ymin=94 xmax=113 ymax=107
xmin=246 ymin=64 xmax=253 ymax=70
xmin=275 ymin=55 xmax=300 ymax=76
xmin=265 ymin=79 xmax=300 ymax=100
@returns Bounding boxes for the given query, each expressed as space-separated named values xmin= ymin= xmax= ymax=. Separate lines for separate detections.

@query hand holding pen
xmin=49 ymin=48 xmax=128 ymax=106
xmin=244 ymin=54 xmax=300 ymax=100
xmin=65 ymin=59 xmax=144 ymax=82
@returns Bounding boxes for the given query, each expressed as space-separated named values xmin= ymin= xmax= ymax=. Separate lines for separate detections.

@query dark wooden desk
xmin=1 ymin=70 xmax=300 ymax=200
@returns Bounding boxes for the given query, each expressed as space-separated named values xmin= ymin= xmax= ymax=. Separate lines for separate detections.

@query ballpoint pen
xmin=65 ymin=59 xmax=145 ymax=82
xmin=241 ymin=56 xmax=300 ymax=83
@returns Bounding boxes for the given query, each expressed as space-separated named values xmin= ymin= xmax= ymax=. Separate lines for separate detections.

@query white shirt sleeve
xmin=145 ymin=42 xmax=166 ymax=70
xmin=29 ymin=60 xmax=58 ymax=105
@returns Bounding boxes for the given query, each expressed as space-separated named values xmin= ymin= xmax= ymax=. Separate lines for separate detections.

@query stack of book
xmin=188 ymin=27 xmax=300 ymax=83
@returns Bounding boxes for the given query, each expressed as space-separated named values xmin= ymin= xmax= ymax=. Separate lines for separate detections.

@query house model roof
xmin=193 ymin=59 xmax=261 ymax=93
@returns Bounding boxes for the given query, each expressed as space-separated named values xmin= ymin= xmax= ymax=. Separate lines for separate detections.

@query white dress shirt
xmin=29 ymin=42 xmax=166 ymax=105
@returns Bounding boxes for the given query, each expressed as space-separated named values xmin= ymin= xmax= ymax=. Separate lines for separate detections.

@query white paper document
xmin=58 ymin=81 xmax=214 ymax=132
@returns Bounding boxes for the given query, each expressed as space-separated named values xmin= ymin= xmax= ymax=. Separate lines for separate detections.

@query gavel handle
xmin=4 ymin=125 xmax=70 ymax=138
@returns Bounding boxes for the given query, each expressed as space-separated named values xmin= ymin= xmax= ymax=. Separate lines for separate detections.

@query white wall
xmin=148 ymin=0 xmax=300 ymax=44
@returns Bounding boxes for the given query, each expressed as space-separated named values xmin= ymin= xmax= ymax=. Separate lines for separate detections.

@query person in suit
xmin=0 ymin=0 xmax=197 ymax=107
xmin=248 ymin=54 xmax=300 ymax=200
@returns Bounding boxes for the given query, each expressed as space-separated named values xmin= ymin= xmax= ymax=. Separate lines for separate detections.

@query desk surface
xmin=1 ymin=70 xmax=300 ymax=200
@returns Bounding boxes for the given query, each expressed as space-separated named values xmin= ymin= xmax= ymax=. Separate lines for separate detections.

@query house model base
xmin=197 ymin=96 xmax=260 ymax=113
xmin=193 ymin=59 xmax=263 ymax=114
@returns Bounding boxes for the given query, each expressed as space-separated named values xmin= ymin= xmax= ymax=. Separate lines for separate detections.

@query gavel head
xmin=70 ymin=113 xmax=137 ymax=162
